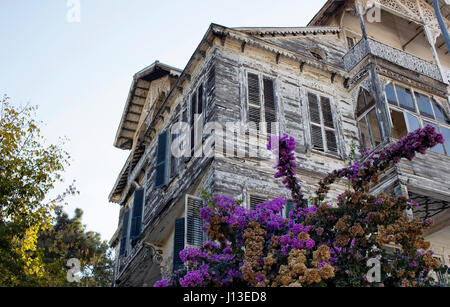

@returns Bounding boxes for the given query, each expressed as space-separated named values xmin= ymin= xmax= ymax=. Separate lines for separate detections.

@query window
xmin=247 ymin=72 xmax=277 ymax=135
xmin=396 ymin=86 xmax=416 ymax=112
xmin=170 ymin=126 xmax=179 ymax=178
xmin=307 ymin=92 xmax=338 ymax=154
xmin=248 ymin=194 xmax=268 ymax=211
xmin=155 ymin=130 xmax=169 ymax=188
xmin=185 ymin=195 xmax=206 ymax=248
xmin=356 ymin=88 xmax=382 ymax=149
xmin=190 ymin=84 xmax=204 ymax=156
xmin=130 ymin=188 xmax=144 ymax=240
xmin=173 ymin=217 xmax=185 ymax=271
xmin=119 ymin=208 xmax=130 ymax=257
xmin=385 ymin=82 xmax=450 ymax=156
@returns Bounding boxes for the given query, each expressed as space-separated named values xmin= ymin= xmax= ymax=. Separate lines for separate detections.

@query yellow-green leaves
xmin=0 ymin=95 xmax=71 ymax=286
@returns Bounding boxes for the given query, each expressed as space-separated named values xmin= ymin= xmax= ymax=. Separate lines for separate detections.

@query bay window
xmin=385 ymin=82 xmax=450 ymax=156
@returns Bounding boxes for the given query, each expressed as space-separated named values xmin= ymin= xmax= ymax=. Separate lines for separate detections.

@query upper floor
xmin=108 ymin=0 xmax=450 ymax=285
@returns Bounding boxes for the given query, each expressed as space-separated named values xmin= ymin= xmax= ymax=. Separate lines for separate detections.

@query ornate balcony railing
xmin=343 ymin=38 xmax=443 ymax=83
xmin=115 ymin=241 xmax=145 ymax=280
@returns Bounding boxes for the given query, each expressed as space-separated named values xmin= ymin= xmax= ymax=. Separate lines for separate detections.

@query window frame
xmin=306 ymin=90 xmax=339 ymax=156
xmin=384 ymin=82 xmax=450 ymax=156
xmin=356 ymin=88 xmax=381 ymax=150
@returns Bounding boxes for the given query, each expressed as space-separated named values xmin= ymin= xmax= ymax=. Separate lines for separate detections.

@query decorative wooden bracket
xmin=241 ymin=41 xmax=246 ymax=53
xmin=300 ymin=62 xmax=306 ymax=73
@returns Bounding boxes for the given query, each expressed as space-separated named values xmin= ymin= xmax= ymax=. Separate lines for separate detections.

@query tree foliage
xmin=37 ymin=206 xmax=114 ymax=287
xmin=0 ymin=95 xmax=71 ymax=285
xmin=0 ymin=95 xmax=113 ymax=286
xmin=156 ymin=126 xmax=448 ymax=287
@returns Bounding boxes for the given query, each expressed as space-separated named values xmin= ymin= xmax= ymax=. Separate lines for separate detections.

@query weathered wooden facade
xmin=109 ymin=0 xmax=450 ymax=286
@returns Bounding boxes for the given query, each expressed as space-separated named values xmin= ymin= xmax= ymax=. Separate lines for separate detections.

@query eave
xmin=308 ymin=0 xmax=347 ymax=26
xmin=113 ymin=61 xmax=182 ymax=150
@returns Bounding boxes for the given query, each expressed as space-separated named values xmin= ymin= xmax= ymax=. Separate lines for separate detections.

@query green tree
xmin=0 ymin=95 xmax=71 ymax=286
xmin=1 ymin=95 xmax=114 ymax=287
xmin=38 ymin=206 xmax=114 ymax=287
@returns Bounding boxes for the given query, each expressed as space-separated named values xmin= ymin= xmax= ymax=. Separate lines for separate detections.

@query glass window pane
xmin=441 ymin=126 xmax=450 ymax=156
xmin=396 ymin=86 xmax=416 ymax=112
xmin=367 ymin=109 xmax=382 ymax=147
xmin=385 ymin=83 xmax=397 ymax=106
xmin=424 ymin=121 xmax=445 ymax=155
xmin=358 ymin=117 xmax=372 ymax=149
xmin=406 ymin=113 xmax=420 ymax=132
xmin=432 ymin=102 xmax=450 ymax=125
xmin=415 ymin=93 xmax=434 ymax=119
xmin=391 ymin=109 xmax=407 ymax=139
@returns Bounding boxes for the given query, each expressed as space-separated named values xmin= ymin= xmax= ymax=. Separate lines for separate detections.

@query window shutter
xmin=130 ymin=188 xmax=144 ymax=240
xmin=190 ymin=94 xmax=196 ymax=155
xmin=308 ymin=93 xmax=321 ymax=124
xmin=170 ymin=130 xmax=178 ymax=178
xmin=197 ymin=86 xmax=203 ymax=116
xmin=321 ymin=97 xmax=334 ymax=129
xmin=182 ymin=105 xmax=189 ymax=162
xmin=311 ymin=125 xmax=324 ymax=151
xmin=247 ymin=73 xmax=261 ymax=130
xmin=119 ymin=209 xmax=130 ymax=257
xmin=185 ymin=195 xmax=205 ymax=248
xmin=326 ymin=130 xmax=338 ymax=154
xmin=173 ymin=217 xmax=185 ymax=271
xmin=263 ymin=78 xmax=276 ymax=135
xmin=249 ymin=195 xmax=267 ymax=211
xmin=155 ymin=130 xmax=169 ymax=188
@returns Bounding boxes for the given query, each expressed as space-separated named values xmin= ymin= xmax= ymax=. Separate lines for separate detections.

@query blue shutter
xmin=130 ymin=188 xmax=144 ymax=240
xmin=119 ymin=209 xmax=130 ymax=257
xmin=155 ymin=130 xmax=169 ymax=188
xmin=173 ymin=218 xmax=185 ymax=271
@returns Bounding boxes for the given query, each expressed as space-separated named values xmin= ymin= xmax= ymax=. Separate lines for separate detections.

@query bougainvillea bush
xmin=155 ymin=125 xmax=448 ymax=287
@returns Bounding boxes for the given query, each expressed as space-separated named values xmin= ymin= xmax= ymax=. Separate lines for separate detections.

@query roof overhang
xmin=232 ymin=26 xmax=341 ymax=36
xmin=113 ymin=61 xmax=182 ymax=150
xmin=308 ymin=0 xmax=347 ymax=26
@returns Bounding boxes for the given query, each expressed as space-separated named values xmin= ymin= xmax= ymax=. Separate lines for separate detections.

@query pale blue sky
xmin=0 ymin=0 xmax=327 ymax=241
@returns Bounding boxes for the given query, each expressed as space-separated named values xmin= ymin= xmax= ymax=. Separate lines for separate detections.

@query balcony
xmin=343 ymin=38 xmax=444 ymax=83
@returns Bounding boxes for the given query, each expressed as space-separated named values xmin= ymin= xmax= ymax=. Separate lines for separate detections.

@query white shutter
xmin=248 ymin=73 xmax=261 ymax=134
xmin=185 ymin=195 xmax=206 ymax=247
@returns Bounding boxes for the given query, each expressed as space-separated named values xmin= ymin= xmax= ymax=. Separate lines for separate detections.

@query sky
xmin=0 ymin=0 xmax=328 ymax=242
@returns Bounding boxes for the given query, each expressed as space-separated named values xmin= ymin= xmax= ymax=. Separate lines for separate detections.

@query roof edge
xmin=113 ymin=61 xmax=182 ymax=150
